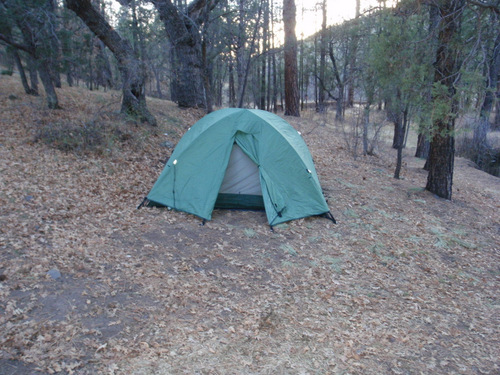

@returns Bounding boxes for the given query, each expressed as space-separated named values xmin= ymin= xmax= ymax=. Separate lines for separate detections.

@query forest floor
xmin=0 ymin=74 xmax=499 ymax=375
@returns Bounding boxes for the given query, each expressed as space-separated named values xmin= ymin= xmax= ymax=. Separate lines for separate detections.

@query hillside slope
xmin=0 ymin=75 xmax=499 ymax=374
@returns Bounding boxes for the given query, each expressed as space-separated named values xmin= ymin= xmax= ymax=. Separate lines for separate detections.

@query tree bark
xmin=346 ymin=0 xmax=361 ymax=108
xmin=259 ymin=0 xmax=268 ymax=110
xmin=283 ymin=0 xmax=300 ymax=117
xmin=152 ymin=0 xmax=217 ymax=109
xmin=318 ymin=0 xmax=327 ymax=113
xmin=328 ymin=42 xmax=344 ymax=121
xmin=425 ymin=0 xmax=465 ymax=199
xmin=473 ymin=30 xmax=499 ymax=166
xmin=66 ymin=0 xmax=156 ymax=125
xmin=12 ymin=49 xmax=36 ymax=95
xmin=415 ymin=2 xmax=439 ymax=159
xmin=237 ymin=1 xmax=262 ymax=108
xmin=26 ymin=55 xmax=39 ymax=96
xmin=0 ymin=0 xmax=59 ymax=107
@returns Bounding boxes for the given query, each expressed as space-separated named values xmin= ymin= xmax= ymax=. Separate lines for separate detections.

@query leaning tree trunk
xmin=66 ymin=0 xmax=156 ymax=125
xmin=11 ymin=46 xmax=36 ymax=95
xmin=283 ymin=0 xmax=300 ymax=117
xmin=17 ymin=24 xmax=60 ymax=108
xmin=425 ymin=0 xmax=465 ymax=200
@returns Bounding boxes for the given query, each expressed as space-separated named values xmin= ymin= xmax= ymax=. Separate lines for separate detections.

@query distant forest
xmin=1 ymin=0 xmax=499 ymax=190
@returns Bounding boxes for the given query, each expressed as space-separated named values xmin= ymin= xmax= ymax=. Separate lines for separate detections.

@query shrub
xmin=35 ymin=121 xmax=108 ymax=154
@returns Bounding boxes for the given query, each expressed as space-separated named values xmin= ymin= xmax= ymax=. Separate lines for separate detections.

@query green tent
xmin=143 ymin=108 xmax=333 ymax=226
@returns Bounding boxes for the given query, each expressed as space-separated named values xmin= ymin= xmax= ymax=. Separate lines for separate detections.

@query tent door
xmin=215 ymin=143 xmax=264 ymax=209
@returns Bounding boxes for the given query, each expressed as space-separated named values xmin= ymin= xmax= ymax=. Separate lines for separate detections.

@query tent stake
xmin=323 ymin=212 xmax=337 ymax=224
xmin=137 ymin=197 xmax=148 ymax=209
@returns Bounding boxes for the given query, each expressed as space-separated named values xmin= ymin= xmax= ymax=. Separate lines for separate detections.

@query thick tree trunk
xmin=152 ymin=0 xmax=211 ymax=108
xmin=37 ymin=63 xmax=60 ymax=109
xmin=283 ymin=0 xmax=300 ymax=117
xmin=425 ymin=0 xmax=465 ymax=199
xmin=66 ymin=0 xmax=156 ymax=125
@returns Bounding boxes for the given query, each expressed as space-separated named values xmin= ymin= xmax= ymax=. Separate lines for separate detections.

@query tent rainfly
xmin=140 ymin=108 xmax=335 ymax=227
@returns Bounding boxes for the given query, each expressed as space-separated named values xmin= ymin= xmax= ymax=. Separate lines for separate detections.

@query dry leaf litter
xmin=0 ymin=75 xmax=499 ymax=375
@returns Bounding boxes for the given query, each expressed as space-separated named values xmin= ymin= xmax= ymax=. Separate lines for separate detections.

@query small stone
xmin=47 ymin=268 xmax=61 ymax=280
xmin=161 ymin=140 xmax=175 ymax=148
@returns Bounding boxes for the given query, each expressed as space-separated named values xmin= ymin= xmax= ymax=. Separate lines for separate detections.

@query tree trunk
xmin=95 ymin=39 xmax=113 ymax=89
xmin=346 ymin=0 xmax=361 ymax=108
xmin=259 ymin=0 xmax=268 ymax=110
xmin=237 ymin=1 xmax=262 ymax=108
xmin=236 ymin=0 xmax=246 ymax=104
xmin=494 ymin=98 xmax=500 ymax=130
xmin=152 ymin=0 xmax=217 ymax=109
xmin=20 ymin=29 xmax=60 ymax=108
xmin=38 ymin=61 xmax=60 ymax=109
xmin=229 ymin=59 xmax=236 ymax=107
xmin=202 ymin=39 xmax=213 ymax=113
xmin=394 ymin=106 xmax=408 ymax=179
xmin=318 ymin=0 xmax=327 ymax=113
xmin=473 ymin=31 xmax=500 ymax=167
xmin=415 ymin=2 xmax=439 ymax=159
xmin=13 ymin=51 xmax=35 ymax=95
xmin=363 ymin=104 xmax=370 ymax=155
xmin=7 ymin=39 xmax=37 ymax=96
xmin=415 ymin=133 xmax=430 ymax=159
xmin=26 ymin=55 xmax=39 ymax=96
xmin=66 ymin=0 xmax=156 ymax=125
xmin=2 ymin=0 xmax=58 ymax=107
xmin=283 ymin=0 xmax=300 ymax=117
xmin=328 ymin=42 xmax=344 ymax=121
xmin=270 ymin=0 xmax=277 ymax=112
xmin=425 ymin=0 xmax=465 ymax=200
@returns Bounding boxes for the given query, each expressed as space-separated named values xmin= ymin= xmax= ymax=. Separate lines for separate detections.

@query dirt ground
xmin=0 ymin=75 xmax=499 ymax=374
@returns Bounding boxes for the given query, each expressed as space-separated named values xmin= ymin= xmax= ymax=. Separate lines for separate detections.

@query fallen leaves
xmin=0 ymin=75 xmax=499 ymax=374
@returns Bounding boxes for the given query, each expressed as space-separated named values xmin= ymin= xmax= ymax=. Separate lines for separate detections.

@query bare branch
xmin=467 ymin=0 xmax=500 ymax=14
xmin=0 ymin=33 xmax=33 ymax=54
